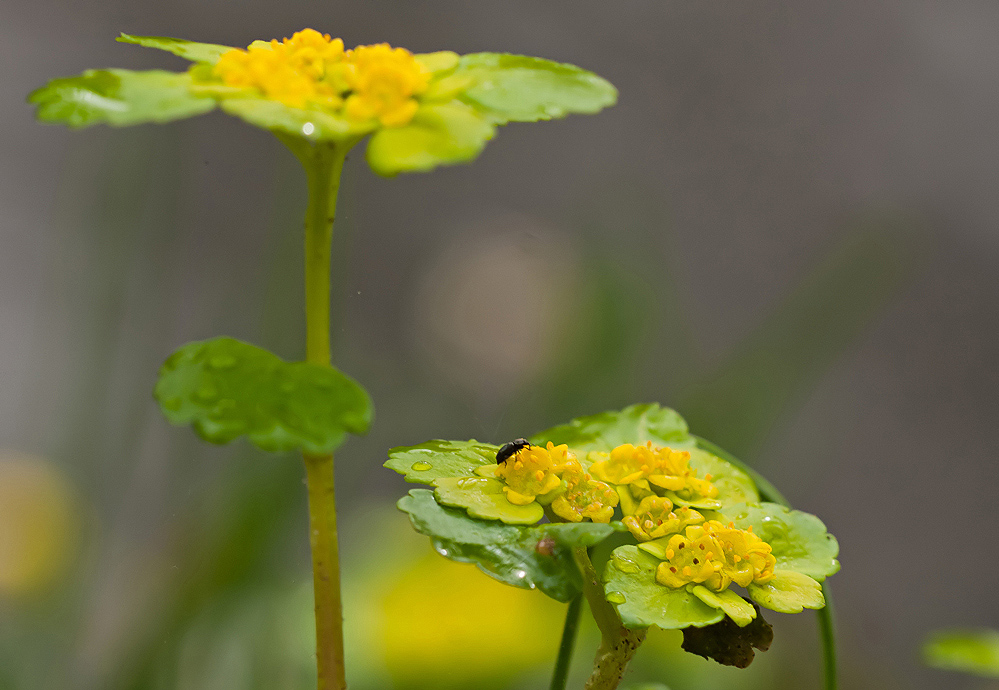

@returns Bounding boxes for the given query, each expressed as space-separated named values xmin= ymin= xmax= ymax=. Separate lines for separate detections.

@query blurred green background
xmin=4 ymin=2 xmax=999 ymax=689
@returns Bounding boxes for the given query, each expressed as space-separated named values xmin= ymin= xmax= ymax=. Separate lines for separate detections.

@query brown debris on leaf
xmin=680 ymin=599 xmax=773 ymax=668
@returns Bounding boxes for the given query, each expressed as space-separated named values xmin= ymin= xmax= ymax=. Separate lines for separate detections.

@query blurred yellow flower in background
xmin=0 ymin=452 xmax=77 ymax=596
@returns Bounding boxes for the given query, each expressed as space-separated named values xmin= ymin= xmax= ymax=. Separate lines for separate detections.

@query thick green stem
xmin=282 ymin=135 xmax=349 ymax=690
xmin=693 ymin=435 xmax=838 ymax=690
xmin=573 ymin=548 xmax=646 ymax=690
xmin=549 ymin=595 xmax=583 ymax=690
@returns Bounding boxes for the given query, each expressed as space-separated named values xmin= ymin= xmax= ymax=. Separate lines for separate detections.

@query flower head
xmin=622 ymin=495 xmax=704 ymax=541
xmin=494 ymin=441 xmax=566 ymax=505
xmin=589 ymin=442 xmax=720 ymax=507
xmin=653 ymin=520 xmax=776 ymax=591
xmin=549 ymin=462 xmax=619 ymax=523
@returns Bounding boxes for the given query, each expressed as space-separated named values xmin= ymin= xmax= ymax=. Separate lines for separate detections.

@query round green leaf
xmin=716 ymin=503 xmax=840 ymax=581
xmin=433 ymin=477 xmax=543 ymax=525
xmin=219 ymin=98 xmax=363 ymax=142
xmin=117 ymin=33 xmax=234 ymax=63
xmin=365 ymin=102 xmax=495 ymax=176
xmin=924 ymin=629 xmax=999 ymax=677
xmin=747 ymin=570 xmax=824 ymax=614
xmin=28 ymin=69 xmax=216 ymax=128
xmin=385 ymin=439 xmax=499 ymax=485
xmin=398 ymin=489 xmax=614 ymax=601
xmin=686 ymin=448 xmax=760 ymax=507
xmin=154 ymin=337 xmax=371 ymax=454
xmin=603 ymin=546 xmax=723 ymax=630
xmin=456 ymin=53 xmax=617 ymax=124
xmin=532 ymin=403 xmax=693 ymax=453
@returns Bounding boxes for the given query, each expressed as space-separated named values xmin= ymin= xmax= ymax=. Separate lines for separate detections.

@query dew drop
xmin=411 ymin=461 xmax=432 ymax=471
xmin=606 ymin=591 xmax=626 ymax=604
xmin=612 ymin=554 xmax=640 ymax=574
xmin=302 ymin=122 xmax=315 ymax=136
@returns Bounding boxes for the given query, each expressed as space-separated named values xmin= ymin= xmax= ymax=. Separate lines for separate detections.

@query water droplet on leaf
xmin=606 ymin=591 xmax=626 ymax=604
xmin=411 ymin=461 xmax=432 ymax=471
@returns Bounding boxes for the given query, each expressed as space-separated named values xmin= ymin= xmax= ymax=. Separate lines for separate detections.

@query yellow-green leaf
xmin=117 ymin=33 xmax=234 ymax=63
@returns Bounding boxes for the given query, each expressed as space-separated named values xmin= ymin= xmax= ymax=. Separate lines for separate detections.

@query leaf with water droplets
xmin=603 ymin=545 xmax=723 ymax=630
xmin=398 ymin=489 xmax=615 ymax=601
xmin=531 ymin=403 xmax=693 ymax=453
xmin=455 ymin=53 xmax=617 ymax=125
xmin=154 ymin=337 xmax=372 ymax=454
xmin=386 ymin=439 xmax=500 ymax=485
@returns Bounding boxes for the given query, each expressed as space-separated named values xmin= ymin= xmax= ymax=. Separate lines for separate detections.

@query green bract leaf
xmin=433 ymin=477 xmax=543 ymax=525
xmin=456 ymin=53 xmax=617 ymax=124
xmin=686 ymin=448 xmax=759 ymax=506
xmin=398 ymin=489 xmax=614 ymax=601
xmin=716 ymin=503 xmax=840 ymax=581
xmin=219 ymin=98 xmax=362 ymax=141
xmin=532 ymin=403 xmax=692 ymax=453
xmin=385 ymin=439 xmax=498 ymax=485
xmin=117 ymin=33 xmax=234 ymax=63
xmin=366 ymin=102 xmax=495 ymax=176
xmin=154 ymin=337 xmax=371 ymax=454
xmin=747 ymin=570 xmax=824 ymax=614
xmin=924 ymin=629 xmax=999 ymax=677
xmin=604 ymin=546 xmax=723 ymax=630
xmin=28 ymin=69 xmax=215 ymax=128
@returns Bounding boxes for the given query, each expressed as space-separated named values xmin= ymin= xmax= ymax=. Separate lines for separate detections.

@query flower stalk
xmin=573 ymin=547 xmax=646 ymax=690
xmin=286 ymin=134 xmax=352 ymax=690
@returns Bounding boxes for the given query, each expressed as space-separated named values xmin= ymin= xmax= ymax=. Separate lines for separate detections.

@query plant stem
xmin=693 ymin=435 xmax=838 ymax=690
xmin=282 ymin=135 xmax=349 ymax=690
xmin=818 ymin=583 xmax=837 ymax=690
xmin=550 ymin=594 xmax=583 ymax=690
xmin=573 ymin=548 xmax=646 ymax=690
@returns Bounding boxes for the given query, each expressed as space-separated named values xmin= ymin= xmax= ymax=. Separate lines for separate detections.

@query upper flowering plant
xmin=29 ymin=29 xmax=617 ymax=175
xmin=388 ymin=403 xmax=840 ymax=682
xmin=28 ymin=29 xmax=617 ymax=690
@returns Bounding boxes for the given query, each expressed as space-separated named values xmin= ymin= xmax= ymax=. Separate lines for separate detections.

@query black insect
xmin=496 ymin=438 xmax=531 ymax=464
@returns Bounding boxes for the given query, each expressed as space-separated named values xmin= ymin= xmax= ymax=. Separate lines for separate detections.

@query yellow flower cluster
xmin=589 ymin=442 xmax=719 ymax=503
xmin=655 ymin=520 xmax=776 ymax=592
xmin=622 ymin=495 xmax=704 ymax=541
xmin=494 ymin=442 xmax=618 ymax=522
xmin=212 ymin=29 xmax=431 ymax=127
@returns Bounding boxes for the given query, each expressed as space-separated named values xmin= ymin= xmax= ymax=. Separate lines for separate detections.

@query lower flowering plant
xmin=387 ymin=403 xmax=840 ymax=688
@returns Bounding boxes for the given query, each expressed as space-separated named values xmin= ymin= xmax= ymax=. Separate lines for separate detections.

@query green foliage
xmin=386 ymin=439 xmax=498 ymax=485
xmin=117 ymin=33 xmax=234 ymax=63
xmin=366 ymin=103 xmax=495 ymax=176
xmin=684 ymin=449 xmax=759 ymax=507
xmin=715 ymin=503 xmax=840 ymax=581
xmin=924 ymin=629 xmax=999 ymax=677
xmin=154 ymin=337 xmax=371 ymax=454
xmin=603 ymin=546 xmax=723 ymax=630
xmin=532 ymin=403 xmax=692 ymax=452
xmin=398 ymin=490 xmax=615 ymax=601
xmin=28 ymin=70 xmax=215 ymax=128
xmin=456 ymin=53 xmax=618 ymax=124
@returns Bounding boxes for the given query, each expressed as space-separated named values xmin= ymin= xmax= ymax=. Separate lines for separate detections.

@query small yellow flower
xmin=343 ymin=43 xmax=431 ymax=127
xmin=495 ymin=441 xmax=566 ymax=505
xmin=589 ymin=442 xmax=719 ymax=504
xmin=210 ymin=30 xmax=430 ymax=127
xmin=549 ymin=462 xmax=619 ymax=523
xmin=654 ymin=520 xmax=776 ymax=592
xmin=622 ymin=495 xmax=704 ymax=541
